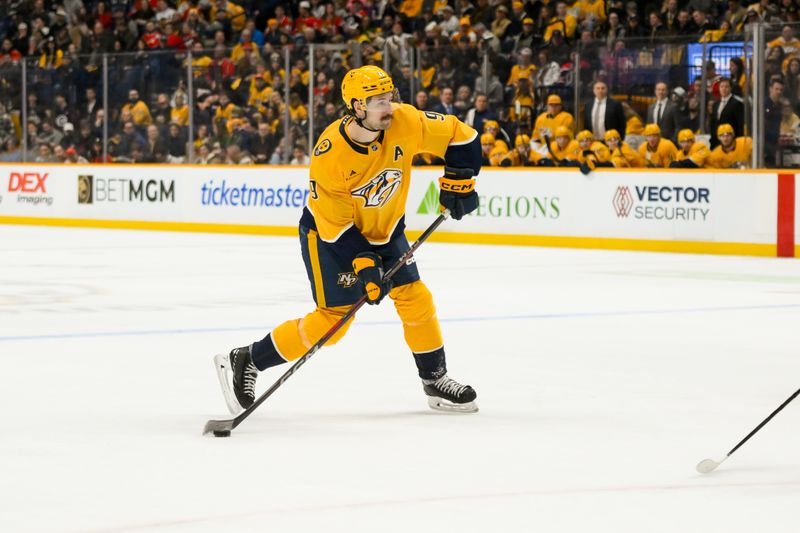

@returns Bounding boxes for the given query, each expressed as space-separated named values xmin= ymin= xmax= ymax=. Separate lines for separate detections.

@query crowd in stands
xmin=1 ymin=0 xmax=800 ymax=167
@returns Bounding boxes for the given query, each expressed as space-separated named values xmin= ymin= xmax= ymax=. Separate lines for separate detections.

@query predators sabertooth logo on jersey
xmin=337 ymin=272 xmax=359 ymax=288
xmin=350 ymin=169 xmax=403 ymax=208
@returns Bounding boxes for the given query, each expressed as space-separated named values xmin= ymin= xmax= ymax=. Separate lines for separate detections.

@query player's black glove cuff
xmin=352 ymin=252 xmax=392 ymax=305
xmin=669 ymin=159 xmax=698 ymax=168
xmin=537 ymin=158 xmax=555 ymax=167
xmin=439 ymin=166 xmax=478 ymax=221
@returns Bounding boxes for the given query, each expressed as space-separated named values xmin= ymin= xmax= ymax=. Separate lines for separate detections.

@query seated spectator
xmin=165 ymin=123 xmax=187 ymax=163
xmin=414 ymin=90 xmax=430 ymax=111
xmin=453 ymin=85 xmax=473 ymax=119
xmin=507 ymin=78 xmax=536 ymax=131
xmin=251 ymin=122 xmax=278 ymax=164
xmin=171 ymin=93 xmax=189 ymax=126
xmin=768 ymin=25 xmax=800 ymax=55
xmin=225 ymin=143 xmax=254 ymax=165
xmin=780 ymin=98 xmax=800 ymax=137
xmin=705 ymin=124 xmax=752 ymax=168
xmin=639 ymin=124 xmax=678 ymax=168
xmin=143 ymin=124 xmax=167 ymax=162
xmin=35 ymin=143 xmax=57 ymax=163
xmin=194 ymin=142 xmax=222 ymax=164
xmin=670 ymin=129 xmax=710 ymax=168
xmin=464 ymin=92 xmax=497 ymax=134
xmin=64 ymin=146 xmax=89 ymax=164
xmin=123 ymin=89 xmax=153 ymax=126
xmin=534 ymin=49 xmax=561 ymax=88
xmin=507 ymin=47 xmax=536 ymax=88
xmin=290 ymin=144 xmax=309 ymax=165
xmin=432 ymin=87 xmax=456 ymax=116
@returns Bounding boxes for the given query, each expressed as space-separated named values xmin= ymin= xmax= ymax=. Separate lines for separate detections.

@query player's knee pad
xmin=390 ymin=281 xmax=443 ymax=353
xmin=299 ymin=305 xmax=353 ymax=348
xmin=271 ymin=305 xmax=353 ymax=361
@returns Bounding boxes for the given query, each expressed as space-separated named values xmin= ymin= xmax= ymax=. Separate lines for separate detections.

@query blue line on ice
xmin=2 ymin=303 xmax=799 ymax=342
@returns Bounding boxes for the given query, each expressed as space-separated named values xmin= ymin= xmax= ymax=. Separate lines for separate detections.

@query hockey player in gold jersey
xmin=639 ymin=124 xmax=678 ymax=168
xmin=214 ymin=66 xmax=481 ymax=414
xmin=705 ymin=123 xmax=752 ymax=168
xmin=605 ymin=129 xmax=645 ymax=167
xmin=670 ymin=129 xmax=710 ymax=168
xmin=532 ymin=94 xmax=574 ymax=143
xmin=576 ymin=129 xmax=612 ymax=174
xmin=548 ymin=125 xmax=581 ymax=163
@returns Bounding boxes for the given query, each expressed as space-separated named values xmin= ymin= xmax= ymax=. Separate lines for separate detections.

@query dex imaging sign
xmin=6 ymin=171 xmax=54 ymax=207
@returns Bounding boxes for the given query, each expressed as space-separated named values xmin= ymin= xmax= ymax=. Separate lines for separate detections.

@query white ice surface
xmin=1 ymin=225 xmax=800 ymax=533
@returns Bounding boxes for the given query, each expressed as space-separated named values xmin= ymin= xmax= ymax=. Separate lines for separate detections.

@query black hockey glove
xmin=669 ymin=159 xmax=699 ymax=168
xmin=537 ymin=158 xmax=556 ymax=167
xmin=352 ymin=252 xmax=393 ymax=305
xmin=439 ymin=166 xmax=478 ymax=220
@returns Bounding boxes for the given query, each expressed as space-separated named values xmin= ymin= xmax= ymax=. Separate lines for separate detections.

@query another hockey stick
xmin=543 ymin=134 xmax=562 ymax=166
xmin=696 ymin=387 xmax=800 ymax=473
xmin=203 ymin=209 xmax=452 ymax=436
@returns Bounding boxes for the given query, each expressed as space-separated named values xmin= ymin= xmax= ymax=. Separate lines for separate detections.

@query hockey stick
xmin=543 ymin=134 xmax=562 ymax=166
xmin=203 ymin=209 xmax=452 ymax=436
xmin=696 ymin=387 xmax=800 ymax=473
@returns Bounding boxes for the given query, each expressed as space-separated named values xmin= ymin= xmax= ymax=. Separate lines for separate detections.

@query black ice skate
xmin=422 ymin=375 xmax=478 ymax=413
xmin=214 ymin=346 xmax=258 ymax=415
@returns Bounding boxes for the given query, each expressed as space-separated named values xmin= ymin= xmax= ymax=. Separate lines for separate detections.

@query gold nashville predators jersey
xmin=639 ymin=138 xmax=678 ymax=168
xmin=675 ymin=142 xmax=710 ymax=167
xmin=308 ymin=103 xmax=477 ymax=245
xmin=610 ymin=142 xmax=645 ymax=168
xmin=705 ymin=137 xmax=753 ymax=168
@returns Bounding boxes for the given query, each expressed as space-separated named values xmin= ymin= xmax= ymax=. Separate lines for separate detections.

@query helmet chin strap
xmin=353 ymin=111 xmax=381 ymax=133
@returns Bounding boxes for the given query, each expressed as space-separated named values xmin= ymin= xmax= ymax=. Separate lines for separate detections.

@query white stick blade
xmin=696 ymin=458 xmax=721 ymax=474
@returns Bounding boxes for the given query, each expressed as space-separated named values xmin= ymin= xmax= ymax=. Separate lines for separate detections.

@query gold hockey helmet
xmin=341 ymin=66 xmax=395 ymax=113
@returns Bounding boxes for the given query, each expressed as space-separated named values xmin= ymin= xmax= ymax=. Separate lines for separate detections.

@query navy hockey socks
xmin=413 ymin=347 xmax=447 ymax=380
xmin=250 ymin=333 xmax=288 ymax=371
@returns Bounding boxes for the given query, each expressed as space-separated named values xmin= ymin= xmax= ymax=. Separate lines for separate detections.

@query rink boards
xmin=0 ymin=163 xmax=796 ymax=257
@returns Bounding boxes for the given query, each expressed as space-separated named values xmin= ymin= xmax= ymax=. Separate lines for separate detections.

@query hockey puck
xmin=213 ymin=430 xmax=231 ymax=438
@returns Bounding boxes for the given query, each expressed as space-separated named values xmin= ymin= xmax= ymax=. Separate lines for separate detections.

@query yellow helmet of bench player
xmin=604 ymin=129 xmax=621 ymax=142
xmin=576 ymin=130 xmax=593 ymax=142
xmin=643 ymin=123 xmax=661 ymax=137
xmin=515 ymin=134 xmax=530 ymax=147
xmin=677 ymin=129 xmax=695 ymax=143
xmin=717 ymin=123 xmax=734 ymax=137
xmin=554 ymin=126 xmax=572 ymax=138
xmin=341 ymin=66 xmax=394 ymax=113
xmin=480 ymin=133 xmax=496 ymax=145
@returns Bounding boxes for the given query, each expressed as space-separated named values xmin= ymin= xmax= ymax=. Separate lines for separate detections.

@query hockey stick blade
xmin=696 ymin=457 xmax=725 ymax=474
xmin=695 ymin=387 xmax=800 ymax=474
xmin=203 ymin=418 xmax=236 ymax=435
xmin=202 ymin=210 xmax=452 ymax=436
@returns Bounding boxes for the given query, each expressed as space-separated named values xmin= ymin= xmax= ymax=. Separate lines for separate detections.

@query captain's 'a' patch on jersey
xmin=351 ymin=168 xmax=402 ymax=208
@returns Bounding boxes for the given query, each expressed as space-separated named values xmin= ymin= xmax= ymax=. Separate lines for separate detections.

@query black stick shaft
xmin=228 ymin=211 xmax=451 ymax=430
xmin=726 ymin=387 xmax=800 ymax=457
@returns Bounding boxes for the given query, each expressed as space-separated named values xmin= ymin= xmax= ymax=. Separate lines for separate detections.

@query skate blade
xmin=213 ymin=353 xmax=243 ymax=416
xmin=427 ymin=396 xmax=479 ymax=413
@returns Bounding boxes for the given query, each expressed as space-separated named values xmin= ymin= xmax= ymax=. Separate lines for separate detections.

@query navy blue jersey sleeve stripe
xmin=443 ymin=135 xmax=482 ymax=176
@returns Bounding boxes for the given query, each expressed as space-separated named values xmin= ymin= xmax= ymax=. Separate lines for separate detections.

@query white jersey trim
xmin=448 ymin=130 xmax=478 ymax=146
